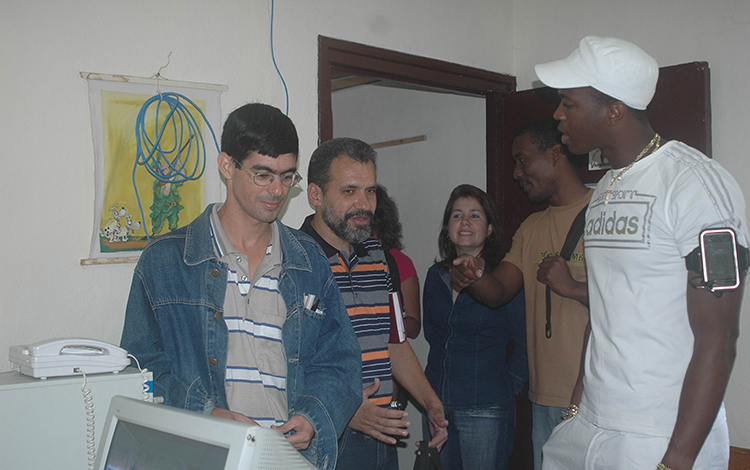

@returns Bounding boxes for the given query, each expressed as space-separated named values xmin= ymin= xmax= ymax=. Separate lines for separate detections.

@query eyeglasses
xmin=233 ymin=158 xmax=302 ymax=188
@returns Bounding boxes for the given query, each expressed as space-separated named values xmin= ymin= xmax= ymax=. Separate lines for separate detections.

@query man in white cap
xmin=534 ymin=36 xmax=748 ymax=470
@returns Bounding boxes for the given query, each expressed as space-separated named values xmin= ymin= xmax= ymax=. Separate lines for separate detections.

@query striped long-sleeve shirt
xmin=301 ymin=215 xmax=401 ymax=407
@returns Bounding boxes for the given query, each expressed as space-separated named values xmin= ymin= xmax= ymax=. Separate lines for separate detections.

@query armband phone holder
xmin=685 ymin=227 xmax=749 ymax=295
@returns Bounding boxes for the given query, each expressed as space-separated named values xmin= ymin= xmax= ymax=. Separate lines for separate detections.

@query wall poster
xmin=82 ymin=73 xmax=226 ymax=263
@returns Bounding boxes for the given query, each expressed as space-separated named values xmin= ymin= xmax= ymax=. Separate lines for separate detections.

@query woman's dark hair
xmin=373 ymin=185 xmax=404 ymax=251
xmin=436 ymin=184 xmax=504 ymax=268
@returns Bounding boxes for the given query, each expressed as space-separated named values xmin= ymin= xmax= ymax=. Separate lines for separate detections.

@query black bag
xmin=412 ymin=441 xmax=443 ymax=470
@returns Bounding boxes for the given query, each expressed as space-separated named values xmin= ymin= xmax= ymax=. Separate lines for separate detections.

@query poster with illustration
xmin=84 ymin=74 xmax=225 ymax=261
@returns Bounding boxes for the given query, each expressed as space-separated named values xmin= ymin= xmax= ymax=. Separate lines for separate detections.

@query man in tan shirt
xmin=452 ymin=116 xmax=591 ymax=470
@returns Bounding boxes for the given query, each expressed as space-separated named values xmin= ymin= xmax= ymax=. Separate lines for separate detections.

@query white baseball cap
xmin=534 ymin=36 xmax=659 ymax=110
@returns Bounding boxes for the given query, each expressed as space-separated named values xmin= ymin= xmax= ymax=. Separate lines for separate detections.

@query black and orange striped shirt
xmin=301 ymin=215 xmax=401 ymax=407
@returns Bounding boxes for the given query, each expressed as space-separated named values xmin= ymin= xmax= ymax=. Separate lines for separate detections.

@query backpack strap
xmin=545 ymin=205 xmax=588 ymax=339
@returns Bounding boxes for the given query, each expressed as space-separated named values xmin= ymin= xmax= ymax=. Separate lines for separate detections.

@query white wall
xmin=0 ymin=0 xmax=511 ymax=359
xmin=512 ymin=0 xmax=750 ymax=446
xmin=333 ymin=84 xmax=486 ymax=467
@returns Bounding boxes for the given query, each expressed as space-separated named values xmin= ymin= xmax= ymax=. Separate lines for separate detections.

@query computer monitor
xmin=95 ymin=396 xmax=316 ymax=470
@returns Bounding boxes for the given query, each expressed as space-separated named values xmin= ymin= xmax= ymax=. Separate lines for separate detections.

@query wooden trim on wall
xmin=318 ymin=36 xmax=516 ymax=144
xmin=730 ymin=446 xmax=750 ymax=470
xmin=485 ymin=92 xmax=504 ymax=212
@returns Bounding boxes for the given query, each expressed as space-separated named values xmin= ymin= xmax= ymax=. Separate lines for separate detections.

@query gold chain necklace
xmin=604 ymin=133 xmax=661 ymax=204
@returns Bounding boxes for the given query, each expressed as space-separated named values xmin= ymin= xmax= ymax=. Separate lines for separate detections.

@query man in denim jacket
xmin=121 ymin=103 xmax=362 ymax=470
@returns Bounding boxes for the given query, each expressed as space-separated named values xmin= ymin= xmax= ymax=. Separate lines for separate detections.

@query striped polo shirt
xmin=210 ymin=204 xmax=287 ymax=427
xmin=301 ymin=215 xmax=398 ymax=407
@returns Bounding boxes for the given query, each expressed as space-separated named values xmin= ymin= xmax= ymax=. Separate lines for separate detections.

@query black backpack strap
xmin=545 ymin=205 xmax=588 ymax=339
xmin=413 ymin=439 xmax=443 ymax=470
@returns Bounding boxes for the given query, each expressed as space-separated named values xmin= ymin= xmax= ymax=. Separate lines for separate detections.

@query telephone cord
xmin=76 ymin=369 xmax=97 ymax=470
xmin=128 ymin=353 xmax=153 ymax=402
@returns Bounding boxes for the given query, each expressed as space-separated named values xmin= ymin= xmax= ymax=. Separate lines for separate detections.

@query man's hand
xmin=210 ymin=406 xmax=259 ymax=425
xmin=536 ymin=256 xmax=574 ymax=295
xmin=348 ymin=379 xmax=410 ymax=444
xmin=452 ymin=254 xmax=485 ymax=290
xmin=388 ymin=341 xmax=450 ymax=450
xmin=537 ymin=256 xmax=588 ymax=305
xmin=424 ymin=403 xmax=449 ymax=450
xmin=273 ymin=415 xmax=315 ymax=450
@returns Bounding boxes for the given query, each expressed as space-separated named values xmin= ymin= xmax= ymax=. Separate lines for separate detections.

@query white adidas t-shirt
xmin=581 ymin=140 xmax=748 ymax=437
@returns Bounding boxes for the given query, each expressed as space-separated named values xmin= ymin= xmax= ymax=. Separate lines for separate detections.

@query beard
xmin=526 ymin=190 xmax=548 ymax=205
xmin=521 ymin=178 xmax=555 ymax=205
xmin=322 ymin=205 xmax=373 ymax=244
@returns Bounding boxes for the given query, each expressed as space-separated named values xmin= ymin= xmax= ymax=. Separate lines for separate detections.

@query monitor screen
xmin=95 ymin=396 xmax=316 ymax=470
xmin=103 ymin=419 xmax=229 ymax=470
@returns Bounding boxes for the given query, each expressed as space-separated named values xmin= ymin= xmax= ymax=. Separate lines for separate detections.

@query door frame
xmin=318 ymin=36 xmax=516 ymax=201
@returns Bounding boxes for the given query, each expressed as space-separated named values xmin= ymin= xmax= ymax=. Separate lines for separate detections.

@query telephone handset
xmin=9 ymin=338 xmax=130 ymax=379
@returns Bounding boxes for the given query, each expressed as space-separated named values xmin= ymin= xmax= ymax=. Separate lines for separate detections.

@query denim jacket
xmin=423 ymin=263 xmax=527 ymax=408
xmin=120 ymin=205 xmax=362 ymax=470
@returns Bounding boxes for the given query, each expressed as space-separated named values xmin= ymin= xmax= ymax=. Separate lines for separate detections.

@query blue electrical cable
xmin=133 ymin=92 xmax=220 ymax=243
xmin=270 ymin=0 xmax=289 ymax=115
xmin=128 ymin=0 xmax=286 ymax=245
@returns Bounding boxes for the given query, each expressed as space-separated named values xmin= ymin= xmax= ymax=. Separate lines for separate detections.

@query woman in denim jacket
xmin=423 ymin=185 xmax=527 ymax=470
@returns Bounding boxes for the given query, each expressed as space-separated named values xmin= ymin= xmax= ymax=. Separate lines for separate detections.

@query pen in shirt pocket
xmin=303 ymin=294 xmax=320 ymax=317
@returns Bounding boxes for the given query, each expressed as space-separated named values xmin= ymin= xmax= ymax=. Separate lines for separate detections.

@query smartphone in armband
xmin=700 ymin=228 xmax=741 ymax=291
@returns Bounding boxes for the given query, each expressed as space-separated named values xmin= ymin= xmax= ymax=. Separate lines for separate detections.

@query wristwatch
xmin=561 ymin=403 xmax=578 ymax=420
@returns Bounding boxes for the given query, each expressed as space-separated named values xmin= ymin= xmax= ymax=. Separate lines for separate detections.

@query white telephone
xmin=9 ymin=338 xmax=130 ymax=379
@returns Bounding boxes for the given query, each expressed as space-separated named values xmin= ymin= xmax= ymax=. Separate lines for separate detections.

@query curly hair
xmin=436 ymin=184 xmax=504 ymax=268
xmin=373 ymin=185 xmax=404 ymax=251
xmin=513 ymin=115 xmax=587 ymax=168
xmin=513 ymin=115 xmax=568 ymax=155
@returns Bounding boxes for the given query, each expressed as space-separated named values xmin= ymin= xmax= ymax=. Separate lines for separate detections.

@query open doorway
xmin=319 ymin=36 xmax=533 ymax=470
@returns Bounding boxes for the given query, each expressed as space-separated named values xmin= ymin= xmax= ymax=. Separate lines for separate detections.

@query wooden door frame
xmin=318 ymin=36 xmax=516 ymax=200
